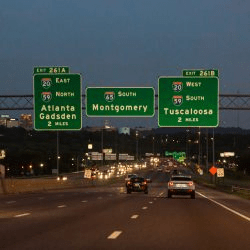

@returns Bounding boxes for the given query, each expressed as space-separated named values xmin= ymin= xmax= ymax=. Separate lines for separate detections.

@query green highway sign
xmin=86 ymin=87 xmax=155 ymax=117
xmin=182 ymin=69 xmax=219 ymax=77
xmin=33 ymin=74 xmax=82 ymax=131
xmin=165 ymin=151 xmax=186 ymax=162
xmin=158 ymin=77 xmax=219 ymax=127
xmin=34 ymin=66 xmax=70 ymax=74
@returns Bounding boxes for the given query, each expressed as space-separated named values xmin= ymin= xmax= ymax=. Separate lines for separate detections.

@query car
xmin=167 ymin=175 xmax=195 ymax=199
xmin=126 ymin=176 xmax=149 ymax=194
xmin=125 ymin=174 xmax=138 ymax=187
xmin=56 ymin=175 xmax=67 ymax=181
xmin=157 ymin=166 xmax=163 ymax=172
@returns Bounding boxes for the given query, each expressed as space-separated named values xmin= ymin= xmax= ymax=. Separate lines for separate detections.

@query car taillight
xmin=188 ymin=181 xmax=193 ymax=186
xmin=168 ymin=181 xmax=174 ymax=186
xmin=143 ymin=181 xmax=147 ymax=185
xmin=127 ymin=181 xmax=131 ymax=185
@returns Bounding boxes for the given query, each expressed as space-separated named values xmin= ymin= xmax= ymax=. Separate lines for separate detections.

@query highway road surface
xmin=0 ymin=171 xmax=250 ymax=250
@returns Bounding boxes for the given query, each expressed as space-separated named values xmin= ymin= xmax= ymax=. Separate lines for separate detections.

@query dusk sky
xmin=1 ymin=0 xmax=250 ymax=128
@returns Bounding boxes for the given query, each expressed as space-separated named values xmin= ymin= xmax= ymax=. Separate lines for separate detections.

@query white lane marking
xmin=81 ymin=200 xmax=88 ymax=203
xmin=149 ymin=201 xmax=153 ymax=204
xmin=6 ymin=201 xmax=16 ymax=204
xmin=14 ymin=213 xmax=31 ymax=218
xmin=197 ymin=192 xmax=250 ymax=222
xmin=107 ymin=231 xmax=122 ymax=239
xmin=58 ymin=205 xmax=67 ymax=208
xmin=142 ymin=206 xmax=148 ymax=210
xmin=131 ymin=215 xmax=139 ymax=219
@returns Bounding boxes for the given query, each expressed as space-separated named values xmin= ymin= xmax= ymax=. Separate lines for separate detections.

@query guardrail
xmin=231 ymin=185 xmax=250 ymax=193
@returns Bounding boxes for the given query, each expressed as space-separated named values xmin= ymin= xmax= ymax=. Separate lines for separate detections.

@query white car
xmin=167 ymin=175 xmax=195 ymax=199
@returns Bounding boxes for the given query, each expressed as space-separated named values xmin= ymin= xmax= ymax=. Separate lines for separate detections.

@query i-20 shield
xmin=41 ymin=78 xmax=52 ymax=89
xmin=172 ymin=82 xmax=183 ymax=92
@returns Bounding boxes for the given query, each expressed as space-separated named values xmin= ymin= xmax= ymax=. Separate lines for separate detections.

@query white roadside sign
xmin=217 ymin=168 xmax=225 ymax=177
xmin=84 ymin=169 xmax=92 ymax=179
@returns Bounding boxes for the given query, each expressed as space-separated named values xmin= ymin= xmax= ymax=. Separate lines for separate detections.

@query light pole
xmin=211 ymin=128 xmax=215 ymax=166
xmin=152 ymin=136 xmax=155 ymax=156
xmin=136 ymin=131 xmax=139 ymax=162
xmin=57 ymin=131 xmax=59 ymax=176
xmin=206 ymin=128 xmax=209 ymax=173
xmin=101 ymin=128 xmax=104 ymax=166
xmin=198 ymin=128 xmax=201 ymax=166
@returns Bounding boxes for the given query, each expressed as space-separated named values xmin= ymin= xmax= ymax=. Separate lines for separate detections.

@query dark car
xmin=125 ymin=174 xmax=138 ymax=187
xmin=126 ymin=176 xmax=149 ymax=194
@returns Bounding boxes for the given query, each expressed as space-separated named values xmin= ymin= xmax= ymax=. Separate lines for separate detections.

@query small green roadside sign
xmin=33 ymin=74 xmax=82 ymax=131
xmin=86 ymin=87 xmax=155 ymax=117
xmin=182 ymin=69 xmax=219 ymax=77
xmin=158 ymin=77 xmax=219 ymax=127
xmin=34 ymin=66 xmax=70 ymax=74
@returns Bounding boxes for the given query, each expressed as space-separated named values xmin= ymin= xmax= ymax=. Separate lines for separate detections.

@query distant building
xmin=6 ymin=118 xmax=19 ymax=128
xmin=85 ymin=126 xmax=117 ymax=132
xmin=19 ymin=114 xmax=33 ymax=130
xmin=118 ymin=127 xmax=130 ymax=135
xmin=0 ymin=115 xmax=9 ymax=126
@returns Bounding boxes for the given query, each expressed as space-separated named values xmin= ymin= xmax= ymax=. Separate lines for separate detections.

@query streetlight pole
xmin=136 ymin=131 xmax=139 ymax=162
xmin=57 ymin=131 xmax=59 ymax=176
xmin=212 ymin=128 xmax=215 ymax=166
xmin=101 ymin=127 xmax=104 ymax=166
xmin=198 ymin=128 xmax=201 ymax=166
xmin=152 ymin=136 xmax=155 ymax=156
xmin=206 ymin=128 xmax=209 ymax=173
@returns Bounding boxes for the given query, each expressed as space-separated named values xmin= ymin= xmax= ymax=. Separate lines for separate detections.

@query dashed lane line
xmin=142 ymin=206 xmax=148 ymax=210
xmin=131 ymin=215 xmax=139 ymax=219
xmin=57 ymin=205 xmax=67 ymax=208
xmin=197 ymin=192 xmax=250 ymax=222
xmin=107 ymin=231 xmax=122 ymax=239
xmin=14 ymin=213 xmax=31 ymax=218
xmin=81 ymin=200 xmax=88 ymax=203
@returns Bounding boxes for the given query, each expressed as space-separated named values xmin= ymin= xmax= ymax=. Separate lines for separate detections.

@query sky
xmin=1 ymin=0 xmax=250 ymax=128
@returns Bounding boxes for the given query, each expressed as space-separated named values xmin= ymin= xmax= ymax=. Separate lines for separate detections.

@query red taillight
xmin=143 ymin=181 xmax=147 ymax=185
xmin=127 ymin=181 xmax=131 ymax=185
xmin=168 ymin=181 xmax=174 ymax=186
xmin=188 ymin=181 xmax=193 ymax=186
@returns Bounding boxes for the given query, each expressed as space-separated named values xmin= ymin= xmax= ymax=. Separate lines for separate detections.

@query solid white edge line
xmin=6 ymin=201 xmax=16 ymax=204
xmin=107 ymin=231 xmax=122 ymax=239
xmin=131 ymin=215 xmax=139 ymax=219
xmin=14 ymin=213 xmax=31 ymax=218
xmin=197 ymin=192 xmax=250 ymax=222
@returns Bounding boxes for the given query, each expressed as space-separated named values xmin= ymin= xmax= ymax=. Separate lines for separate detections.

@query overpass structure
xmin=0 ymin=94 xmax=249 ymax=110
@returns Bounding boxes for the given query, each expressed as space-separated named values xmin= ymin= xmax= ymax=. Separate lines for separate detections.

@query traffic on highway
xmin=0 ymin=158 xmax=250 ymax=250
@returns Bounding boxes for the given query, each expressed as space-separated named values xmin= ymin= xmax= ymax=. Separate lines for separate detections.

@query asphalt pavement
xmin=0 ymin=170 xmax=249 ymax=250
